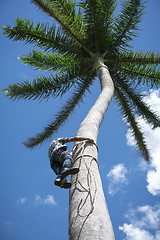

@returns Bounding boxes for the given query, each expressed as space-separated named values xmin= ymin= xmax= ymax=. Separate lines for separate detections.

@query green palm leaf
xmin=31 ymin=0 xmax=92 ymax=54
xmin=80 ymin=0 xmax=117 ymax=54
xmin=23 ymin=74 xmax=94 ymax=148
xmin=19 ymin=50 xmax=78 ymax=72
xmin=114 ymin=84 xmax=149 ymax=161
xmin=2 ymin=71 xmax=80 ymax=101
xmin=117 ymin=50 xmax=160 ymax=65
xmin=112 ymin=0 xmax=145 ymax=51
xmin=32 ymin=0 xmax=84 ymax=40
xmin=114 ymin=74 xmax=160 ymax=129
xmin=2 ymin=17 xmax=79 ymax=54
xmin=119 ymin=64 xmax=160 ymax=87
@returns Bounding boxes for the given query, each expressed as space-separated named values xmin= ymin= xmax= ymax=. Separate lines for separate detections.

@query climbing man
xmin=48 ymin=136 xmax=94 ymax=189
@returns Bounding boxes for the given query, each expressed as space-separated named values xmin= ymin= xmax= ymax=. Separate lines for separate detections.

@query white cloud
xmin=43 ymin=195 xmax=56 ymax=205
xmin=35 ymin=194 xmax=56 ymax=206
xmin=107 ymin=163 xmax=127 ymax=183
xmin=119 ymin=204 xmax=160 ymax=240
xmin=125 ymin=89 xmax=160 ymax=196
xmin=16 ymin=197 xmax=27 ymax=204
xmin=107 ymin=163 xmax=128 ymax=195
xmin=119 ymin=224 xmax=160 ymax=240
xmin=125 ymin=205 xmax=160 ymax=230
xmin=17 ymin=194 xmax=56 ymax=207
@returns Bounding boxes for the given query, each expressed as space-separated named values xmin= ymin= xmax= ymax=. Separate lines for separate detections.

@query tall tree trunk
xmin=69 ymin=64 xmax=115 ymax=240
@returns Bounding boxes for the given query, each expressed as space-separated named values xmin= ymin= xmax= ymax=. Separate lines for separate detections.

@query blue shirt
xmin=48 ymin=137 xmax=68 ymax=161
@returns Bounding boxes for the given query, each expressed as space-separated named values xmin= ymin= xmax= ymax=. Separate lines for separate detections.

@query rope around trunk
xmin=71 ymin=140 xmax=99 ymax=218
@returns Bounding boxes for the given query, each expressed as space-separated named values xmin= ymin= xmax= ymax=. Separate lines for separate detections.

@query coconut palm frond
xmin=119 ymin=64 xmax=160 ymax=87
xmin=19 ymin=49 xmax=78 ymax=72
xmin=32 ymin=0 xmax=84 ymax=39
xmin=31 ymin=0 xmax=92 ymax=54
xmin=114 ymin=74 xmax=160 ymax=129
xmin=1 ymin=18 xmax=79 ymax=54
xmin=114 ymin=85 xmax=150 ymax=161
xmin=80 ymin=0 xmax=117 ymax=53
xmin=23 ymin=75 xmax=94 ymax=148
xmin=2 ymin=71 xmax=79 ymax=101
xmin=112 ymin=0 xmax=145 ymax=51
xmin=117 ymin=50 xmax=160 ymax=65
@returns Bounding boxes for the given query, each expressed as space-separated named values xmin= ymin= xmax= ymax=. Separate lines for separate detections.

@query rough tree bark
xmin=69 ymin=61 xmax=115 ymax=240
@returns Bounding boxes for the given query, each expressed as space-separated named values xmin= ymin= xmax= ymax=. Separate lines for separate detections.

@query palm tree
xmin=2 ymin=0 xmax=160 ymax=239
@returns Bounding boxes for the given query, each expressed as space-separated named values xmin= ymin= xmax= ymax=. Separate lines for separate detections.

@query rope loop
xmin=71 ymin=140 xmax=99 ymax=218
xmin=72 ymin=139 xmax=99 ymax=154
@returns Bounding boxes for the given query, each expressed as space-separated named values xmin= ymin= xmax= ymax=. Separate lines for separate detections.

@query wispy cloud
xmin=126 ymin=89 xmax=160 ymax=196
xmin=119 ymin=204 xmax=160 ymax=240
xmin=16 ymin=194 xmax=56 ymax=207
xmin=16 ymin=197 xmax=27 ymax=205
xmin=107 ymin=163 xmax=128 ymax=195
xmin=34 ymin=194 xmax=56 ymax=206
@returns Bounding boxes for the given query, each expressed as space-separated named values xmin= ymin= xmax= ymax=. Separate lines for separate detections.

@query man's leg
xmin=50 ymin=151 xmax=71 ymax=189
xmin=60 ymin=152 xmax=79 ymax=178
xmin=54 ymin=164 xmax=62 ymax=186
xmin=54 ymin=162 xmax=71 ymax=189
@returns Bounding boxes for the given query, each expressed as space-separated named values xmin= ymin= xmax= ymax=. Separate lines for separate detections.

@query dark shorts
xmin=50 ymin=147 xmax=72 ymax=175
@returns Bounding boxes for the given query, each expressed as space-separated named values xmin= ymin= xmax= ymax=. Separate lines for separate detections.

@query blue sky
xmin=1 ymin=1 xmax=160 ymax=239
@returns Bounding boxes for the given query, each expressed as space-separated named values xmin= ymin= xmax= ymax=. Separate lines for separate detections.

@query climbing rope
xmin=72 ymin=139 xmax=99 ymax=154
xmin=71 ymin=140 xmax=99 ymax=218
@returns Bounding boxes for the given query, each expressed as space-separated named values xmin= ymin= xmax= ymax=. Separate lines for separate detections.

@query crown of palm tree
xmin=2 ymin=0 xmax=160 ymax=161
